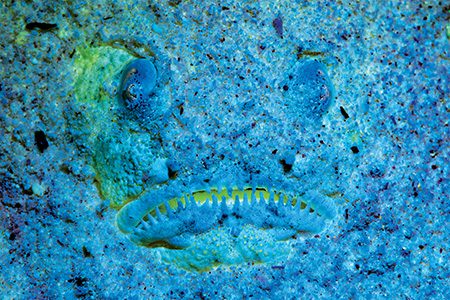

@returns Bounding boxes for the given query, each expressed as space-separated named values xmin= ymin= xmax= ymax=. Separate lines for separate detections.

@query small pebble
xmin=34 ymin=130 xmax=49 ymax=153
xmin=32 ymin=182 xmax=46 ymax=196
xmin=272 ymin=17 xmax=283 ymax=39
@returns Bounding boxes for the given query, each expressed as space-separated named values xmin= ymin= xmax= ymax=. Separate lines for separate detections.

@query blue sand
xmin=1 ymin=0 xmax=448 ymax=298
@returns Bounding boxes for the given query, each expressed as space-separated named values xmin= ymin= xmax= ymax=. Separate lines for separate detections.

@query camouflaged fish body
xmin=72 ymin=46 xmax=354 ymax=271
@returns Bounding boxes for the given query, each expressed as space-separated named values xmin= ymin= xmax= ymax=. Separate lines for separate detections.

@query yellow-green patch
xmin=73 ymin=46 xmax=134 ymax=103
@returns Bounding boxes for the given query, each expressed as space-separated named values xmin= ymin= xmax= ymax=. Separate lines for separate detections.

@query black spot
xmin=82 ymin=246 xmax=93 ymax=258
xmin=218 ymin=213 xmax=228 ymax=225
xmin=168 ymin=167 xmax=178 ymax=179
xmin=9 ymin=233 xmax=16 ymax=241
xmin=168 ymin=0 xmax=182 ymax=7
xmin=282 ymin=85 xmax=289 ymax=91
xmin=279 ymin=159 xmax=293 ymax=173
xmin=386 ymin=262 xmax=396 ymax=271
xmin=25 ymin=22 xmax=57 ymax=31
xmin=68 ymin=276 xmax=87 ymax=287
xmin=401 ymin=249 xmax=411 ymax=257
xmin=367 ymin=269 xmax=384 ymax=276
xmin=339 ymin=106 xmax=349 ymax=119
xmin=272 ymin=17 xmax=283 ymax=39
xmin=194 ymin=291 xmax=207 ymax=300
xmin=231 ymin=212 xmax=242 ymax=219
xmin=350 ymin=146 xmax=359 ymax=154
xmin=34 ymin=130 xmax=49 ymax=153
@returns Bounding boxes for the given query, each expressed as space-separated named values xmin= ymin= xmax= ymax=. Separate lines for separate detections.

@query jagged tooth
xmin=259 ymin=191 xmax=267 ymax=205
xmin=177 ymin=198 xmax=185 ymax=210
xmin=212 ymin=194 xmax=219 ymax=209
xmin=147 ymin=214 xmax=157 ymax=225
xmin=295 ymin=197 xmax=302 ymax=209
xmin=202 ymin=196 xmax=211 ymax=208
xmin=233 ymin=195 xmax=240 ymax=211
xmin=140 ymin=220 xmax=150 ymax=230
xmin=268 ymin=190 xmax=275 ymax=205
xmin=243 ymin=193 xmax=249 ymax=208
xmin=189 ymin=195 xmax=197 ymax=207
xmin=275 ymin=192 xmax=282 ymax=207
xmin=294 ymin=197 xmax=299 ymax=209
xmin=221 ymin=195 xmax=229 ymax=212
xmin=277 ymin=200 xmax=284 ymax=209
xmin=251 ymin=190 xmax=257 ymax=204
xmin=164 ymin=201 xmax=173 ymax=217
xmin=226 ymin=186 xmax=233 ymax=198
xmin=155 ymin=207 xmax=163 ymax=220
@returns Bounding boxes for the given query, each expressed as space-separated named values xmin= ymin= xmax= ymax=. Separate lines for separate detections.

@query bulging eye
xmin=282 ymin=59 xmax=334 ymax=122
xmin=119 ymin=58 xmax=161 ymax=119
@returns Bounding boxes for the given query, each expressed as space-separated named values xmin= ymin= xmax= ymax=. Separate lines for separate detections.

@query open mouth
xmin=121 ymin=186 xmax=337 ymax=249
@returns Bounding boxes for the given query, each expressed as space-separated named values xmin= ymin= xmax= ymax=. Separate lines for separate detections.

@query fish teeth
xmin=140 ymin=220 xmax=150 ymax=230
xmin=177 ymin=198 xmax=185 ymax=211
xmin=155 ymin=206 xmax=163 ymax=220
xmin=189 ymin=195 xmax=197 ymax=207
xmin=164 ymin=201 xmax=173 ymax=218
xmin=259 ymin=191 xmax=267 ymax=205
xmin=212 ymin=194 xmax=219 ymax=209
xmin=251 ymin=190 xmax=257 ymax=204
xmin=233 ymin=195 xmax=240 ymax=211
xmin=277 ymin=192 xmax=285 ymax=208
xmin=217 ymin=185 xmax=225 ymax=194
xmin=147 ymin=214 xmax=157 ymax=225
xmin=268 ymin=190 xmax=275 ymax=205
xmin=220 ymin=195 xmax=229 ymax=213
xmin=294 ymin=197 xmax=301 ymax=209
xmin=243 ymin=193 xmax=249 ymax=208
xmin=202 ymin=197 xmax=211 ymax=208
xmin=226 ymin=186 xmax=233 ymax=197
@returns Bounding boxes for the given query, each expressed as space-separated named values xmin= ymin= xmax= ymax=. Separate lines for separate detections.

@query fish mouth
xmin=118 ymin=186 xmax=337 ymax=249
